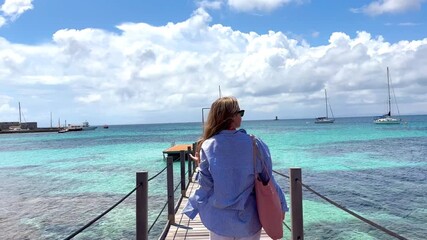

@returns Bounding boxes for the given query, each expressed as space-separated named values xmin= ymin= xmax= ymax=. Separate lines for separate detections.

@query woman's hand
xmin=189 ymin=152 xmax=200 ymax=166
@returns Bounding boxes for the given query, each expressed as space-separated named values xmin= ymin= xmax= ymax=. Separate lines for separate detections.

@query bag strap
xmin=252 ymin=136 xmax=269 ymax=178
xmin=252 ymin=137 xmax=257 ymax=177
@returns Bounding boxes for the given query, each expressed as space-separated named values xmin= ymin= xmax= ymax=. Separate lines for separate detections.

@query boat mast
xmin=387 ymin=67 xmax=391 ymax=116
xmin=18 ymin=102 xmax=22 ymax=124
xmin=325 ymin=89 xmax=328 ymax=118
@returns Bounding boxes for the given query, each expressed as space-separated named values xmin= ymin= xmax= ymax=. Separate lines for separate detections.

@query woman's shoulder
xmin=248 ymin=134 xmax=268 ymax=150
xmin=210 ymin=129 xmax=253 ymax=144
xmin=237 ymin=128 xmax=257 ymax=138
xmin=236 ymin=129 xmax=255 ymax=141
xmin=201 ymin=138 xmax=214 ymax=148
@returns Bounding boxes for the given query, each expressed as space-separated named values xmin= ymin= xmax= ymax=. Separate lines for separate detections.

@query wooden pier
xmin=163 ymin=144 xmax=193 ymax=161
xmin=164 ymin=180 xmax=273 ymax=239
xmin=136 ymin=149 xmax=303 ymax=240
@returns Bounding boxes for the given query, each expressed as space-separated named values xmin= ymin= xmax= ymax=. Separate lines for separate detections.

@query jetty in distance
xmin=0 ymin=102 xmax=98 ymax=134
xmin=0 ymin=121 xmax=60 ymax=134
xmin=0 ymin=102 xmax=61 ymax=134
xmin=0 ymin=121 xmax=100 ymax=134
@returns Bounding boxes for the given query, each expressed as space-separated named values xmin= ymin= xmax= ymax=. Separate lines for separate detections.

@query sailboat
xmin=374 ymin=67 xmax=401 ymax=124
xmin=315 ymin=89 xmax=335 ymax=124
xmin=9 ymin=102 xmax=27 ymax=131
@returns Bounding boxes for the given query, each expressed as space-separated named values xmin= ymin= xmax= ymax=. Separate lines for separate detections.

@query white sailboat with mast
xmin=9 ymin=102 xmax=27 ymax=131
xmin=315 ymin=89 xmax=335 ymax=124
xmin=374 ymin=67 xmax=401 ymax=124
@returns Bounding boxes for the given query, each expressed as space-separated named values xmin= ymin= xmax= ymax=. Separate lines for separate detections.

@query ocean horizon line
xmin=80 ymin=113 xmax=427 ymax=127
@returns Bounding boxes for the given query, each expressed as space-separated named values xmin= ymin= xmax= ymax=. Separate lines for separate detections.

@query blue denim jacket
xmin=183 ymin=129 xmax=289 ymax=237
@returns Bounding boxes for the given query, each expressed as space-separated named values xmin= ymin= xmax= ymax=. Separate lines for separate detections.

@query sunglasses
xmin=236 ymin=110 xmax=245 ymax=117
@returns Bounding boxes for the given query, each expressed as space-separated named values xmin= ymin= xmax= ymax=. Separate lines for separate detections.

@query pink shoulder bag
xmin=253 ymin=139 xmax=283 ymax=239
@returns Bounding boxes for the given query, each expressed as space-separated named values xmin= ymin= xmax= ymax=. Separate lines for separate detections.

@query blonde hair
xmin=199 ymin=96 xmax=240 ymax=147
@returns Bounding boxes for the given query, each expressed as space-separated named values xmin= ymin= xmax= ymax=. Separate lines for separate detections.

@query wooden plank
xmin=163 ymin=144 xmax=192 ymax=154
xmin=165 ymin=181 xmax=205 ymax=239
xmin=164 ymin=180 xmax=278 ymax=239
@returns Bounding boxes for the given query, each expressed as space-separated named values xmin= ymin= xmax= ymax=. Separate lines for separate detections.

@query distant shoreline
xmin=0 ymin=128 xmax=60 ymax=134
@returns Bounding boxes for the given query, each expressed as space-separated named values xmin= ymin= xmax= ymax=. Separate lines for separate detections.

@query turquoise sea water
xmin=0 ymin=115 xmax=426 ymax=239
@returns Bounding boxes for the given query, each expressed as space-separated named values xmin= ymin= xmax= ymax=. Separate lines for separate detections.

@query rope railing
xmin=173 ymin=169 xmax=190 ymax=213
xmin=283 ymin=221 xmax=291 ymax=232
xmin=61 ymin=143 xmax=410 ymax=240
xmin=148 ymin=166 xmax=168 ymax=182
xmin=155 ymin=151 xmax=197 ymax=239
xmin=148 ymin=199 xmax=169 ymax=233
xmin=63 ymin=147 xmax=194 ymax=240
xmin=64 ymin=183 xmax=142 ymax=240
xmin=147 ymin=167 xmax=189 ymax=234
xmin=272 ymin=169 xmax=408 ymax=240
xmin=296 ymin=179 xmax=408 ymax=240
xmin=273 ymin=170 xmax=289 ymax=179
xmin=150 ymin=156 xmax=408 ymax=240
xmin=63 ymin=165 xmax=168 ymax=240
xmin=147 ymin=163 xmax=180 ymax=234
xmin=273 ymin=170 xmax=292 ymax=233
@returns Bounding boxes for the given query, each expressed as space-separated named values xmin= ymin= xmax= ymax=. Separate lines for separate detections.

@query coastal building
xmin=0 ymin=122 xmax=37 ymax=130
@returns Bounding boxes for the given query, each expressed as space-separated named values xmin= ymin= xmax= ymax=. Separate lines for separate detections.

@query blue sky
xmin=0 ymin=0 xmax=426 ymax=126
xmin=2 ymin=1 xmax=425 ymax=46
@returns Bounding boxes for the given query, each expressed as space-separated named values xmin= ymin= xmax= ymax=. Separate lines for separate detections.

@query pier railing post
xmin=290 ymin=168 xmax=304 ymax=240
xmin=136 ymin=172 xmax=148 ymax=240
xmin=192 ymin=142 xmax=197 ymax=170
xmin=180 ymin=150 xmax=186 ymax=196
xmin=187 ymin=146 xmax=192 ymax=183
xmin=167 ymin=156 xmax=175 ymax=224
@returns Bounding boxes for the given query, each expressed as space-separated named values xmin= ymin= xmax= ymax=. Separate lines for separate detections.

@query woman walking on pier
xmin=183 ymin=96 xmax=288 ymax=240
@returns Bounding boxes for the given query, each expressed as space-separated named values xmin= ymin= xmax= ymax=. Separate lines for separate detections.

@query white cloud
xmin=1 ymin=9 xmax=426 ymax=125
xmin=0 ymin=95 xmax=16 ymax=116
xmin=351 ymin=0 xmax=425 ymax=16
xmin=398 ymin=22 xmax=422 ymax=26
xmin=311 ymin=31 xmax=320 ymax=38
xmin=76 ymin=93 xmax=102 ymax=104
xmin=227 ymin=0 xmax=295 ymax=12
xmin=197 ymin=0 xmax=223 ymax=10
xmin=0 ymin=0 xmax=33 ymax=21
xmin=0 ymin=16 xmax=5 ymax=27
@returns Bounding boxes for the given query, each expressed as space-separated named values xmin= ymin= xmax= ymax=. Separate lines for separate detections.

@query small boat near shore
xmin=68 ymin=121 xmax=97 ymax=131
xmin=66 ymin=126 xmax=83 ymax=131
xmin=58 ymin=121 xmax=96 ymax=133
